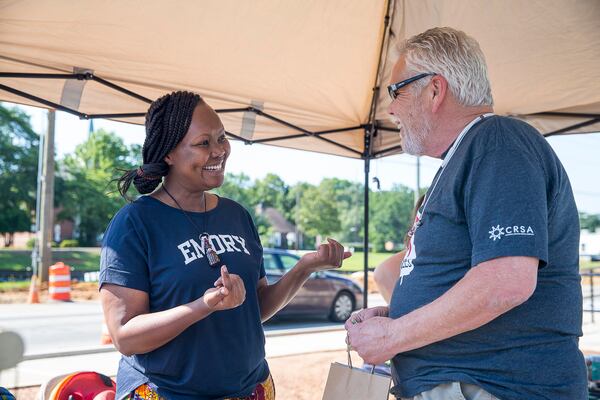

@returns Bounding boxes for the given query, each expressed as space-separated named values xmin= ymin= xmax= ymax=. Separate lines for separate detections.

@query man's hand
xmin=299 ymin=238 xmax=352 ymax=273
xmin=204 ymin=265 xmax=246 ymax=311
xmin=346 ymin=316 xmax=398 ymax=365
xmin=344 ymin=306 xmax=389 ymax=330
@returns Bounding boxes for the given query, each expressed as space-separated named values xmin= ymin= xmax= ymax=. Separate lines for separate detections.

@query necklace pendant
xmin=201 ymin=234 xmax=221 ymax=267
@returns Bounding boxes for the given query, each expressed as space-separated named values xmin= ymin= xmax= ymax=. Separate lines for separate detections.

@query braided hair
xmin=117 ymin=91 xmax=202 ymax=200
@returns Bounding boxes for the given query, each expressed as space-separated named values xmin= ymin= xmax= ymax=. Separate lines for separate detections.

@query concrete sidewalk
xmin=580 ymin=314 xmax=600 ymax=353
xmin=0 ymin=327 xmax=350 ymax=388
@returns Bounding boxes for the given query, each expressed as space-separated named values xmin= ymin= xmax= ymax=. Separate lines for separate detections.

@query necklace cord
xmin=162 ymin=185 xmax=207 ymax=236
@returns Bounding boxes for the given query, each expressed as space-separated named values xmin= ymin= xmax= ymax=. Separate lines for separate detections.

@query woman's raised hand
xmin=299 ymin=238 xmax=352 ymax=273
xmin=204 ymin=265 xmax=246 ymax=311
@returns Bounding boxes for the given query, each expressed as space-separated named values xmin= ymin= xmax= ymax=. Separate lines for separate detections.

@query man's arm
xmin=346 ymin=256 xmax=538 ymax=364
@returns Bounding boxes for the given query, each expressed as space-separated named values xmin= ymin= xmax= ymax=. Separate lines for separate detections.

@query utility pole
xmin=31 ymin=127 xmax=45 ymax=278
xmin=38 ymin=110 xmax=55 ymax=283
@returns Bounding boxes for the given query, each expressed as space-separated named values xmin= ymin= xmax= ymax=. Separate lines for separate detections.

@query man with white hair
xmin=346 ymin=27 xmax=586 ymax=400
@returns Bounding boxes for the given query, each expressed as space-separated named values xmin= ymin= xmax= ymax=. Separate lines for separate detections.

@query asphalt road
xmin=0 ymin=294 xmax=385 ymax=357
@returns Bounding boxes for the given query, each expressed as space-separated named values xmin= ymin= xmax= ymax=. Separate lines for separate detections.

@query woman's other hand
xmin=204 ymin=265 xmax=246 ymax=311
xmin=299 ymin=238 xmax=352 ymax=273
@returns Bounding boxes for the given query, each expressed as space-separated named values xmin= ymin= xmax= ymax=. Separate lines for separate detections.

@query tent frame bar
xmin=0 ymin=74 xmax=363 ymax=156
xmin=1 ymin=73 xmax=596 ymax=153
xmin=0 ymin=83 xmax=87 ymax=118
xmin=533 ymin=111 xmax=600 ymax=119
xmin=0 ymin=72 xmax=153 ymax=104
xmin=544 ymin=117 xmax=600 ymax=137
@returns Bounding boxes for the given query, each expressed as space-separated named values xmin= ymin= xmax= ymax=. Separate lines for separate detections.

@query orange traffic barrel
xmin=49 ymin=262 xmax=71 ymax=301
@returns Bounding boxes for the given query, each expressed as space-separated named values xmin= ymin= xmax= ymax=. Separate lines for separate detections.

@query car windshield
xmin=263 ymin=253 xmax=281 ymax=273
xmin=278 ymin=254 xmax=299 ymax=272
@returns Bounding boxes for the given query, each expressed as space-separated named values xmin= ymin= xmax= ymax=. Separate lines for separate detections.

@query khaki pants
xmin=400 ymin=382 xmax=500 ymax=400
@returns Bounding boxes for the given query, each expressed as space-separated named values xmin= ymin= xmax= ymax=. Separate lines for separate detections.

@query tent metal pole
xmin=224 ymin=130 xmax=252 ymax=145
xmin=253 ymin=125 xmax=364 ymax=144
xmin=91 ymin=76 xmax=152 ymax=104
xmin=0 ymin=72 xmax=85 ymax=79
xmin=362 ymin=131 xmax=372 ymax=308
xmin=0 ymin=84 xmax=85 ymax=118
xmin=373 ymin=144 xmax=403 ymax=157
xmin=254 ymin=109 xmax=361 ymax=154
xmin=86 ymin=113 xmax=146 ymax=119
xmin=532 ymin=112 xmax=600 ymax=119
xmin=544 ymin=118 xmax=600 ymax=137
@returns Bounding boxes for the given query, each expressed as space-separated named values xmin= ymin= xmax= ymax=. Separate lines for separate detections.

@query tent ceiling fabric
xmin=374 ymin=0 xmax=600 ymax=140
xmin=1 ymin=0 xmax=599 ymax=159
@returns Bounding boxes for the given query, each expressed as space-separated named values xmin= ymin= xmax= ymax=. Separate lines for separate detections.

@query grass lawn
xmin=0 ymin=248 xmax=389 ymax=273
xmin=0 ymin=249 xmax=101 ymax=272
xmin=340 ymin=254 xmax=600 ymax=273
xmin=2 ymin=248 xmax=598 ymax=274
xmin=581 ymin=260 xmax=600 ymax=270
xmin=339 ymin=251 xmax=394 ymax=272
xmin=0 ymin=280 xmax=30 ymax=291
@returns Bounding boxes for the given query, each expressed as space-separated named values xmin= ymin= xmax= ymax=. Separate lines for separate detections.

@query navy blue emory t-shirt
xmin=99 ymin=196 xmax=269 ymax=400
xmin=388 ymin=116 xmax=586 ymax=400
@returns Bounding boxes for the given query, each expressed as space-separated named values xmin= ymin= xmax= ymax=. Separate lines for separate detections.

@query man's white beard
xmin=397 ymin=106 xmax=431 ymax=156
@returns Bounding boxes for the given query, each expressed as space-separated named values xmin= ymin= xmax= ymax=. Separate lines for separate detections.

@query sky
xmin=12 ymin=103 xmax=600 ymax=214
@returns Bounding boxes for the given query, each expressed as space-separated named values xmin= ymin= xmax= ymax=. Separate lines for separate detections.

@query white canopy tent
xmin=1 ymin=0 xmax=599 ymax=301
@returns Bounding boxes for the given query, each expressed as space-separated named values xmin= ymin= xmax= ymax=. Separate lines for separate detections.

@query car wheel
xmin=329 ymin=291 xmax=355 ymax=322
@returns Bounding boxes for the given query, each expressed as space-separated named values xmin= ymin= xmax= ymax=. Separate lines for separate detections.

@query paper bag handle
xmin=346 ymin=334 xmax=376 ymax=374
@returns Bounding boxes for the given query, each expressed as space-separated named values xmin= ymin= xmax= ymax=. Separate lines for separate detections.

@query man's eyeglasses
xmin=387 ymin=72 xmax=436 ymax=100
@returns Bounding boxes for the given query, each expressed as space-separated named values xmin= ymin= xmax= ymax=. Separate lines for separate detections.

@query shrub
xmin=59 ymin=239 xmax=79 ymax=248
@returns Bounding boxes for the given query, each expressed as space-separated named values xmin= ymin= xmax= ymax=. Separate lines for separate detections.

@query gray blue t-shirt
xmin=100 ymin=196 xmax=268 ymax=400
xmin=389 ymin=116 xmax=586 ymax=400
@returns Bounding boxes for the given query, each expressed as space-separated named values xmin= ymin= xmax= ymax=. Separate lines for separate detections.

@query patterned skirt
xmin=126 ymin=374 xmax=275 ymax=400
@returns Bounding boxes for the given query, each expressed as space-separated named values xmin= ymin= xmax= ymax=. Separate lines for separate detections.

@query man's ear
xmin=430 ymin=75 xmax=448 ymax=114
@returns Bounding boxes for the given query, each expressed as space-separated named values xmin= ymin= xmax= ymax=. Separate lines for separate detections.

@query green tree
xmin=214 ymin=172 xmax=254 ymax=211
xmin=251 ymin=173 xmax=290 ymax=212
xmin=581 ymin=212 xmax=600 ymax=233
xmin=57 ymin=129 xmax=140 ymax=246
xmin=369 ymin=184 xmax=415 ymax=252
xmin=0 ymin=104 xmax=39 ymax=246
xmin=296 ymin=185 xmax=341 ymax=246
xmin=318 ymin=178 xmax=363 ymax=243
xmin=214 ymin=172 xmax=271 ymax=242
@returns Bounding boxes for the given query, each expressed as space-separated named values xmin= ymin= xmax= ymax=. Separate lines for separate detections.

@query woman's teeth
xmin=203 ymin=162 xmax=223 ymax=171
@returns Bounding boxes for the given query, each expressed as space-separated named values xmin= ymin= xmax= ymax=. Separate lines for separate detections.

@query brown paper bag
xmin=322 ymin=362 xmax=392 ymax=400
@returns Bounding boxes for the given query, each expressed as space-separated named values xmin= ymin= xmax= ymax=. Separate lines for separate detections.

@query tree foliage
xmin=369 ymin=184 xmax=415 ymax=251
xmin=296 ymin=185 xmax=341 ymax=239
xmin=57 ymin=129 xmax=140 ymax=246
xmin=0 ymin=104 xmax=39 ymax=245
xmin=581 ymin=212 xmax=600 ymax=233
xmin=0 ymin=106 xmax=422 ymax=251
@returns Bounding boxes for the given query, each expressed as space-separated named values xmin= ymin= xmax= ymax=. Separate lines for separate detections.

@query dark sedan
xmin=263 ymin=248 xmax=363 ymax=322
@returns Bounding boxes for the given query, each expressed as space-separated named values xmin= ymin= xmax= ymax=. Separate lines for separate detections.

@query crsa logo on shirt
xmin=488 ymin=225 xmax=535 ymax=241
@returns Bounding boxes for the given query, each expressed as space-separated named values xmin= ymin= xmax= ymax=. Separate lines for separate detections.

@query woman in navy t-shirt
xmin=100 ymin=91 xmax=350 ymax=400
